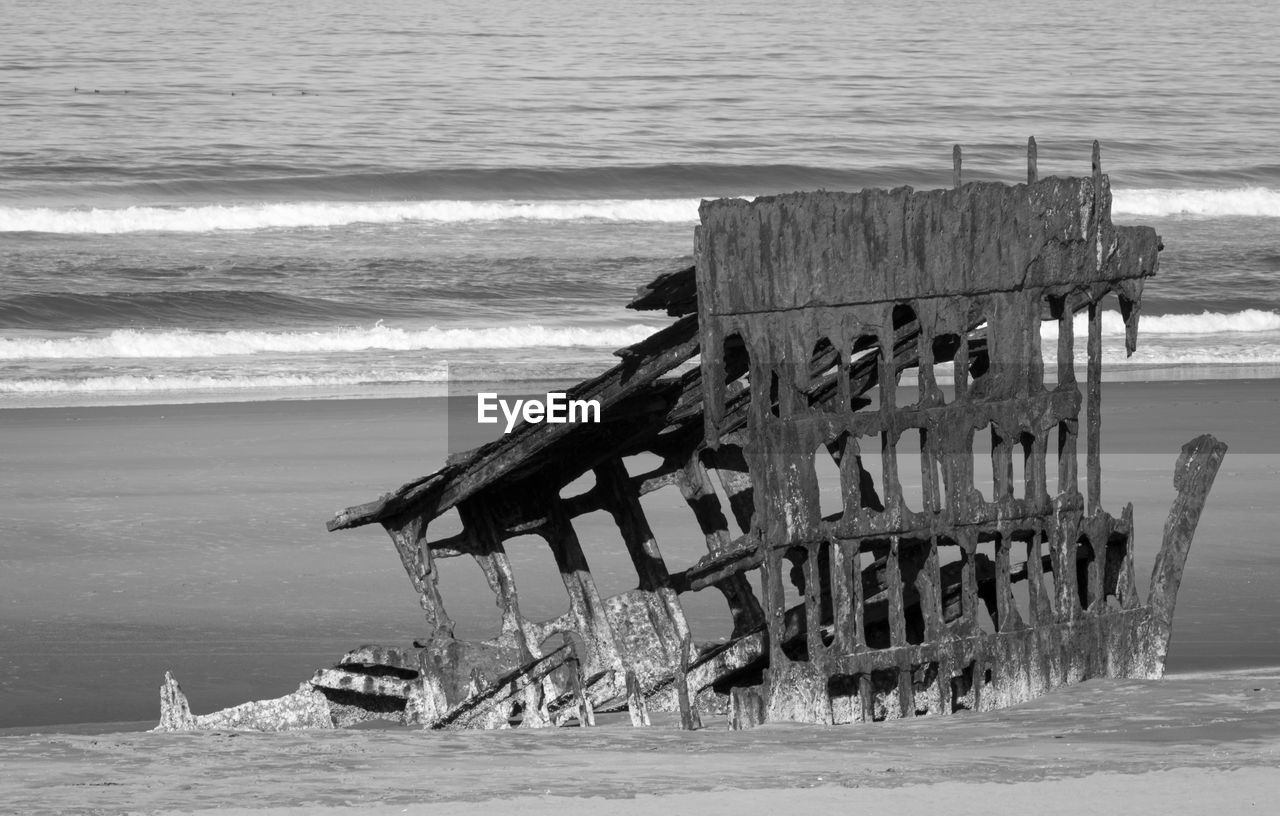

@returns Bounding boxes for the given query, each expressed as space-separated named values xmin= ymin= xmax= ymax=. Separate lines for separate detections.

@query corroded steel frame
xmin=695 ymin=145 xmax=1221 ymax=724
xmin=156 ymin=142 xmax=1225 ymax=732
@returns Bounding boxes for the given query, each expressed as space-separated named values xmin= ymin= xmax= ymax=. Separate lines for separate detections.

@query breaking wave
xmin=0 ymin=370 xmax=446 ymax=395
xmin=1111 ymin=187 xmax=1280 ymax=218
xmin=5 ymin=186 xmax=1277 ymax=234
xmin=4 ymin=313 xmax=1277 ymax=362
xmin=1043 ymin=308 xmax=1280 ymax=339
xmin=0 ymin=323 xmax=661 ymax=360
xmin=0 ymin=199 xmax=703 ymax=233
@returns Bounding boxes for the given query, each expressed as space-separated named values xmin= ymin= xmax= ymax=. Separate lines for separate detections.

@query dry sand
xmin=1 ymin=670 xmax=1277 ymax=814
xmin=1 ymin=378 xmax=1278 ymax=812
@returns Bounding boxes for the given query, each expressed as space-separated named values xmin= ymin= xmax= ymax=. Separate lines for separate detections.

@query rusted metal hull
xmin=157 ymin=142 xmax=1225 ymax=732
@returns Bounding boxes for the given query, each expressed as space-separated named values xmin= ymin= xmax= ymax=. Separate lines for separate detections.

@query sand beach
xmin=1 ymin=670 xmax=1277 ymax=813
xmin=1 ymin=378 xmax=1278 ymax=812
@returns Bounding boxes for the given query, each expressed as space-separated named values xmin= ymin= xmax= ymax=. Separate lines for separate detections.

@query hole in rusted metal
xmin=814 ymin=441 xmax=843 ymax=523
xmin=430 ymin=507 xmax=465 ymax=541
xmin=1010 ymin=542 xmax=1035 ymax=626
xmin=827 ymin=673 xmax=862 ymax=724
xmin=931 ymin=333 xmax=961 ymax=404
xmin=809 ymin=337 xmax=840 ymax=403
xmin=857 ymin=441 xmax=887 ymax=514
xmin=432 ymin=556 xmax=503 ymax=642
xmin=900 ymin=539 xmax=929 ymax=646
xmin=974 ymin=537 xmax=1000 ymax=634
xmin=571 ymin=509 xmax=636 ymax=600
xmin=1076 ymin=534 xmax=1097 ymax=611
xmin=850 ymin=335 xmax=880 ymax=413
xmin=895 ymin=428 xmax=923 ymax=515
xmin=869 ymin=667 xmax=901 ymax=721
xmin=1011 ymin=431 xmax=1031 ymax=502
xmin=861 ymin=542 xmax=891 ymax=649
xmin=892 ymin=303 xmax=917 ymax=330
xmin=504 ymin=533 xmax=571 ymax=623
xmin=1103 ymin=527 xmax=1131 ymax=611
xmin=913 ymin=661 xmax=939 ymax=715
xmin=973 ymin=426 xmax=995 ymax=504
xmin=936 ymin=536 xmax=964 ymax=627
xmin=559 ymin=470 xmax=596 ymax=501
xmin=950 ymin=662 xmax=975 ymax=711
xmin=769 ymin=369 xmax=783 ymax=418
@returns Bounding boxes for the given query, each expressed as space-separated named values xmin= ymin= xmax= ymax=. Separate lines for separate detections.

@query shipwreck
xmin=158 ymin=140 xmax=1226 ymax=732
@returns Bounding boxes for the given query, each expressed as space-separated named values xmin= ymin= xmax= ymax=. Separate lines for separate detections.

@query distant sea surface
xmin=3 ymin=0 xmax=1280 ymax=406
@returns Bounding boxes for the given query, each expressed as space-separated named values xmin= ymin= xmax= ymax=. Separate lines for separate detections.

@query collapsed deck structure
xmin=158 ymin=141 xmax=1226 ymax=732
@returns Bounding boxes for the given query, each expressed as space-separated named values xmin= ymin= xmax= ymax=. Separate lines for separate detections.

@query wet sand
xmin=1 ymin=378 xmax=1278 ymax=734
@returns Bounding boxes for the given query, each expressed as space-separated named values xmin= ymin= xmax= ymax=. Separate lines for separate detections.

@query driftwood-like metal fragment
xmin=158 ymin=141 xmax=1225 ymax=732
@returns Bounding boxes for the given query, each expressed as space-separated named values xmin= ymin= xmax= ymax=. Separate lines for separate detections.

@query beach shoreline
xmin=4 ymin=361 xmax=1279 ymax=412
xmin=1 ymin=669 xmax=1276 ymax=814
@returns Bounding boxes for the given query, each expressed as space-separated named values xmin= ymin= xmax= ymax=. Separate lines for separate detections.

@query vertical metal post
xmin=676 ymin=633 xmax=702 ymax=730
xmin=1087 ymin=301 xmax=1102 ymax=513
xmin=625 ymin=670 xmax=651 ymax=727
xmin=1087 ymin=141 xmax=1104 ymax=514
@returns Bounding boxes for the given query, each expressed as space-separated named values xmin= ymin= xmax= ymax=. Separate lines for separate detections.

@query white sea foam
xmin=1039 ymin=309 xmax=1280 ymax=340
xmin=1111 ymin=187 xmax=1280 ymax=218
xmin=3 ymin=313 xmax=1276 ymax=363
xmin=0 ymin=323 xmax=661 ymax=360
xmin=5 ymin=187 xmax=1277 ymax=233
xmin=0 ymin=370 xmax=445 ymax=395
xmin=1112 ymin=348 xmax=1280 ymax=365
xmin=0 ymin=199 xmax=704 ymax=233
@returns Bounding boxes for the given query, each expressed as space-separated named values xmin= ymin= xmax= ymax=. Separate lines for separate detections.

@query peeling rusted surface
xmin=158 ymin=142 xmax=1225 ymax=732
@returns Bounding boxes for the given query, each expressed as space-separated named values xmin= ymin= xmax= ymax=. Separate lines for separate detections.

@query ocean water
xmin=2 ymin=0 xmax=1279 ymax=406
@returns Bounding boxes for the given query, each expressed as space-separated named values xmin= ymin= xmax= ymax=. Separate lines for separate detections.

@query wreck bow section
xmin=157 ymin=142 xmax=1226 ymax=732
